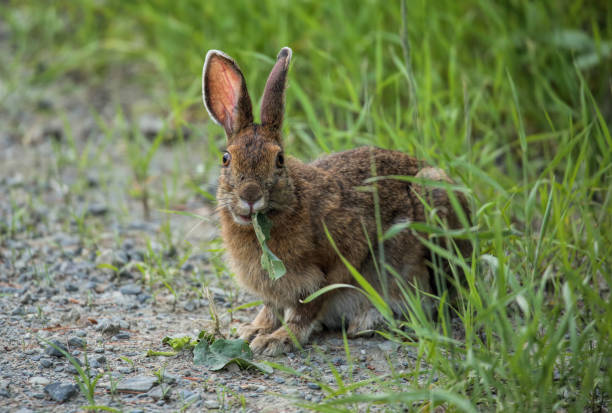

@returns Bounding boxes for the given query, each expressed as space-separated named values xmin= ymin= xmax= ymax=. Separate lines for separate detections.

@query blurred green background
xmin=1 ymin=0 xmax=611 ymax=411
xmin=3 ymin=0 xmax=611 ymax=159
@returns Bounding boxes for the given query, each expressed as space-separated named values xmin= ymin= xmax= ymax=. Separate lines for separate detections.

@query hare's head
xmin=203 ymin=48 xmax=294 ymax=226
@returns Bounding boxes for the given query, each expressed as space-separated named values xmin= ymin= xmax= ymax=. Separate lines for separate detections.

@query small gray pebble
xmin=45 ymin=340 xmax=68 ymax=358
xmin=20 ymin=293 xmax=32 ymax=304
xmin=307 ymin=382 xmax=321 ymax=390
xmin=84 ymin=281 xmax=98 ymax=291
xmin=90 ymin=171 xmax=105 ymax=187
xmin=87 ymin=203 xmax=108 ymax=217
xmin=118 ymin=366 xmax=135 ymax=374
xmin=1 ymin=382 xmax=11 ymax=397
xmin=65 ymin=364 xmax=79 ymax=375
xmin=204 ymin=399 xmax=220 ymax=409
xmin=148 ymin=385 xmax=172 ymax=400
xmin=273 ymin=377 xmax=285 ymax=384
xmin=44 ymin=382 xmax=79 ymax=402
xmin=40 ymin=359 xmax=53 ymax=368
xmin=182 ymin=299 xmax=198 ymax=312
xmin=285 ymin=388 xmax=299 ymax=396
xmin=137 ymin=293 xmax=151 ymax=304
xmin=11 ymin=307 xmax=24 ymax=316
xmin=112 ymin=251 xmax=129 ymax=267
xmin=181 ymin=262 xmax=194 ymax=272
xmin=116 ymin=376 xmax=158 ymax=392
xmin=114 ymin=332 xmax=130 ymax=340
xmin=120 ymin=284 xmax=141 ymax=295
xmin=68 ymin=357 xmax=82 ymax=366
xmin=179 ymin=389 xmax=200 ymax=403
xmin=29 ymin=377 xmax=50 ymax=386
xmin=377 ymin=341 xmax=400 ymax=352
xmin=161 ymin=372 xmax=178 ymax=384
xmin=68 ymin=337 xmax=86 ymax=349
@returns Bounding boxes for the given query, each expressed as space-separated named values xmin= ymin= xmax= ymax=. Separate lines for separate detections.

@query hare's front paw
xmin=250 ymin=330 xmax=293 ymax=356
xmin=238 ymin=305 xmax=279 ymax=341
xmin=238 ymin=323 xmax=274 ymax=341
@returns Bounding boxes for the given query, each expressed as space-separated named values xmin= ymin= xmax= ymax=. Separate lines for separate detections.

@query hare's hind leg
xmin=343 ymin=283 xmax=432 ymax=338
xmin=238 ymin=305 xmax=280 ymax=341
xmin=346 ymin=306 xmax=385 ymax=337
xmin=318 ymin=254 xmax=431 ymax=337
xmin=317 ymin=288 xmax=380 ymax=337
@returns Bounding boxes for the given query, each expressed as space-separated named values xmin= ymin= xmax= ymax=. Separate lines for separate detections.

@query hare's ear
xmin=202 ymin=50 xmax=253 ymax=137
xmin=260 ymin=47 xmax=292 ymax=131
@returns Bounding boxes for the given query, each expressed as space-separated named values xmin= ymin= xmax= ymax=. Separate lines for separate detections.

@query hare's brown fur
xmin=203 ymin=48 xmax=472 ymax=355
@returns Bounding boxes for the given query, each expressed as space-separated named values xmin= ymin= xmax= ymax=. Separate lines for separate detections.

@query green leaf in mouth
xmin=252 ymin=213 xmax=287 ymax=280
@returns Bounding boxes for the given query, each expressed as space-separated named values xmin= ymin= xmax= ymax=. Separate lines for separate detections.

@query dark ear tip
xmin=277 ymin=47 xmax=292 ymax=62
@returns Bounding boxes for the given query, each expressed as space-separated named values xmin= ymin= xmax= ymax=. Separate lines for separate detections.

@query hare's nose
xmin=238 ymin=197 xmax=264 ymax=214
xmin=239 ymin=183 xmax=264 ymax=213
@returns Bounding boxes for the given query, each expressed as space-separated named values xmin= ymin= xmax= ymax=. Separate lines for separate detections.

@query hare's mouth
xmin=231 ymin=210 xmax=253 ymax=226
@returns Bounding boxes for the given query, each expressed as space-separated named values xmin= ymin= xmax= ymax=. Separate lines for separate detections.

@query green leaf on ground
xmin=162 ymin=336 xmax=195 ymax=351
xmin=193 ymin=338 xmax=273 ymax=374
xmin=198 ymin=330 xmax=216 ymax=345
xmin=146 ymin=350 xmax=178 ymax=357
xmin=252 ymin=213 xmax=286 ymax=280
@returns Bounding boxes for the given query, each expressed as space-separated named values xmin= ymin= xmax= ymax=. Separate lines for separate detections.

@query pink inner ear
xmin=207 ymin=56 xmax=242 ymax=131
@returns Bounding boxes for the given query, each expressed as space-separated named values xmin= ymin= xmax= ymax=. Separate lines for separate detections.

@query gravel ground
xmin=0 ymin=65 xmax=420 ymax=412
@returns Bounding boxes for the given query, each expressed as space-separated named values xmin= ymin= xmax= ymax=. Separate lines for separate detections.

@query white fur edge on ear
xmin=202 ymin=49 xmax=237 ymax=127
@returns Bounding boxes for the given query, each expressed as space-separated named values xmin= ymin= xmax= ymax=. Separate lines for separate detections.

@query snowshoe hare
xmin=202 ymin=47 xmax=472 ymax=356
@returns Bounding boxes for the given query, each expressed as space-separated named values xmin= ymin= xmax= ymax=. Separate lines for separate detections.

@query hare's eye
xmin=276 ymin=153 xmax=284 ymax=168
xmin=222 ymin=152 xmax=231 ymax=167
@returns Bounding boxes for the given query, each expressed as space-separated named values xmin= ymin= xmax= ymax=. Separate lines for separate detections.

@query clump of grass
xmin=41 ymin=339 xmax=118 ymax=412
xmin=302 ymin=74 xmax=611 ymax=412
xmin=126 ymin=124 xmax=165 ymax=220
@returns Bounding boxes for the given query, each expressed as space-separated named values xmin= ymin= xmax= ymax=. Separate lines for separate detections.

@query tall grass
xmin=1 ymin=0 xmax=610 ymax=411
